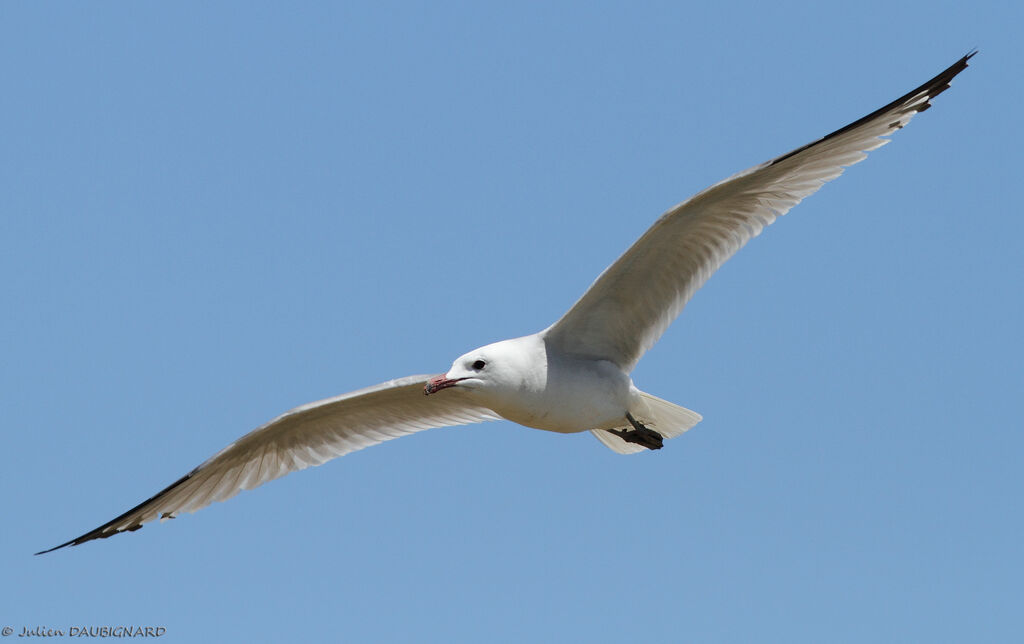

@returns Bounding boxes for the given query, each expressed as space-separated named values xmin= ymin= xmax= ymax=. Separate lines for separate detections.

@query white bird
xmin=38 ymin=53 xmax=973 ymax=554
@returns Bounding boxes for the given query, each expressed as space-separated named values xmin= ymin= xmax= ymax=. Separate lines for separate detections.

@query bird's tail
xmin=590 ymin=392 xmax=702 ymax=454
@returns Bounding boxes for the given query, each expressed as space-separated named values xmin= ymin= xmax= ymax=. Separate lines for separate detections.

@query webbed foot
xmin=608 ymin=413 xmax=664 ymax=450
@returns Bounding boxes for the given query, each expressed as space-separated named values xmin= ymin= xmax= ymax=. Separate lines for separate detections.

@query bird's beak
xmin=424 ymin=374 xmax=462 ymax=395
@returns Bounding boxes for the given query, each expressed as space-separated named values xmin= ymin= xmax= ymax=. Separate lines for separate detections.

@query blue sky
xmin=3 ymin=2 xmax=1020 ymax=642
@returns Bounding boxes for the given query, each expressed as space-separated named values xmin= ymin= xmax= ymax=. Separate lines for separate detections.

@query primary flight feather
xmin=38 ymin=53 xmax=973 ymax=554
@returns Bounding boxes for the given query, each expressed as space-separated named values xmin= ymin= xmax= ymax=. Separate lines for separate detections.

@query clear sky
xmin=3 ymin=2 xmax=1020 ymax=642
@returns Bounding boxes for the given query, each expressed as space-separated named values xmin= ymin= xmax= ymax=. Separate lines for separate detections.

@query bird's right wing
xmin=544 ymin=53 xmax=973 ymax=371
xmin=38 ymin=375 xmax=499 ymax=553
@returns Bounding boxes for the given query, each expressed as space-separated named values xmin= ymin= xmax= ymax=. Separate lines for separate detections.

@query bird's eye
xmin=472 ymin=360 xmax=486 ymax=370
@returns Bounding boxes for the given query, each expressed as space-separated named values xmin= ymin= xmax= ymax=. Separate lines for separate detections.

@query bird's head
xmin=424 ymin=335 xmax=544 ymax=400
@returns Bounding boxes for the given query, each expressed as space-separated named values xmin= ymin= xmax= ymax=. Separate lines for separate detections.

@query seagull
xmin=37 ymin=53 xmax=973 ymax=554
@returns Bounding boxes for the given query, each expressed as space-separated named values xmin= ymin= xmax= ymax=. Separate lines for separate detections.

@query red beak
xmin=424 ymin=374 xmax=461 ymax=395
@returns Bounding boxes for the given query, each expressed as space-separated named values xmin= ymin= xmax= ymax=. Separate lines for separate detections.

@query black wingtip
xmin=766 ymin=51 xmax=975 ymax=169
xmin=34 ymin=533 xmax=98 ymax=555
xmin=34 ymin=540 xmax=73 ymax=556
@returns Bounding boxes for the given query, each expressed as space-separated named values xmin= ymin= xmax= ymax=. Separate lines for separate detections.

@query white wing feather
xmin=545 ymin=54 xmax=973 ymax=370
xmin=38 ymin=375 xmax=498 ymax=553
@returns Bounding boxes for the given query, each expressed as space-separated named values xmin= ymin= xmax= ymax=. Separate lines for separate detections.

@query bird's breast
xmin=489 ymin=356 xmax=633 ymax=434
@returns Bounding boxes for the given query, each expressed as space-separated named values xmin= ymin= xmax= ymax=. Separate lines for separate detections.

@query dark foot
xmin=609 ymin=413 xmax=664 ymax=450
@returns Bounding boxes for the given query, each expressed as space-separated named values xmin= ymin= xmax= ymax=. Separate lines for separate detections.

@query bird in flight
xmin=38 ymin=53 xmax=974 ymax=554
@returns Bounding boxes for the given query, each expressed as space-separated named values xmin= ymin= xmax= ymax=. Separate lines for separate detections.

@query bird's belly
xmin=490 ymin=360 xmax=633 ymax=434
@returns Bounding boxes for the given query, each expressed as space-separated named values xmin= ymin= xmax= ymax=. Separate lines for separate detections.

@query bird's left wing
xmin=544 ymin=53 xmax=973 ymax=371
xmin=37 ymin=375 xmax=499 ymax=553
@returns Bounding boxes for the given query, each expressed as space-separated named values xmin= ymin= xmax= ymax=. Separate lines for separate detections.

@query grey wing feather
xmin=544 ymin=53 xmax=973 ymax=370
xmin=37 ymin=375 xmax=498 ymax=553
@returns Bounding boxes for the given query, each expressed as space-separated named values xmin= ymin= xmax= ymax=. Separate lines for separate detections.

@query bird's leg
xmin=608 ymin=413 xmax=664 ymax=450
